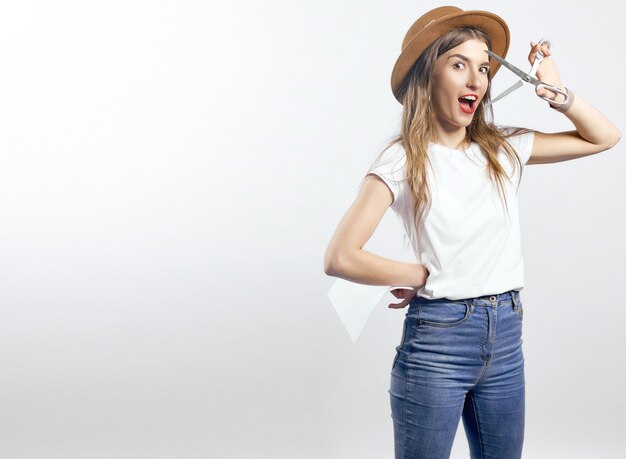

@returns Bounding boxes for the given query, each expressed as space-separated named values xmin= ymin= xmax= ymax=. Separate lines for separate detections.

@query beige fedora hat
xmin=391 ymin=6 xmax=510 ymax=103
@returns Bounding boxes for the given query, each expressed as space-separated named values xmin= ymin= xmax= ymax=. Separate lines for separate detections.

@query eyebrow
xmin=448 ymin=53 xmax=490 ymax=66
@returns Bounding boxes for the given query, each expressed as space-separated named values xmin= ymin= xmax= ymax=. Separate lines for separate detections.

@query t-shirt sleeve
xmin=497 ymin=125 xmax=536 ymax=165
xmin=364 ymin=144 xmax=406 ymax=210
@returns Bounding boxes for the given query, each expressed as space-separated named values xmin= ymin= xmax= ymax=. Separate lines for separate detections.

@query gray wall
xmin=0 ymin=0 xmax=624 ymax=457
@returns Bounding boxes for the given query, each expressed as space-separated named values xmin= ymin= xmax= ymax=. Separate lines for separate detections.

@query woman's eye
xmin=453 ymin=62 xmax=489 ymax=73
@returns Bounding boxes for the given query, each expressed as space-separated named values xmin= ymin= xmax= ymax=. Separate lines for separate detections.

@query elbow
xmin=606 ymin=128 xmax=622 ymax=149
xmin=324 ymin=250 xmax=348 ymax=277
xmin=324 ymin=250 xmax=339 ymax=276
xmin=596 ymin=129 xmax=621 ymax=152
xmin=612 ymin=129 xmax=622 ymax=147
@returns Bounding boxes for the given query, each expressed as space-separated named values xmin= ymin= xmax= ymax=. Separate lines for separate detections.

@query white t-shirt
xmin=366 ymin=126 xmax=535 ymax=300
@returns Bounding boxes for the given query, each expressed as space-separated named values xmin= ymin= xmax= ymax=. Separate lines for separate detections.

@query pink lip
xmin=458 ymin=94 xmax=480 ymax=114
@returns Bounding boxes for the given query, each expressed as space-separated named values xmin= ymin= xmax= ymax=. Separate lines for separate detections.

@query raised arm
xmin=323 ymin=174 xmax=428 ymax=289
xmin=525 ymin=40 xmax=621 ymax=165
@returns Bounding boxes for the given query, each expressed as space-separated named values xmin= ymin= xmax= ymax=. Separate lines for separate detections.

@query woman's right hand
xmin=388 ymin=288 xmax=416 ymax=309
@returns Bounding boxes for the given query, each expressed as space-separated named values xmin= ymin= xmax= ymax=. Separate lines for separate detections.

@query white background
xmin=0 ymin=0 xmax=624 ymax=458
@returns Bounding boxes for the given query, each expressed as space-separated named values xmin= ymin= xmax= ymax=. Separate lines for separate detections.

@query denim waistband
xmin=414 ymin=289 xmax=521 ymax=308
xmin=471 ymin=289 xmax=521 ymax=308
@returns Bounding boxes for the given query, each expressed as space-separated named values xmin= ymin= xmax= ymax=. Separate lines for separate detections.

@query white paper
xmin=327 ymin=278 xmax=415 ymax=343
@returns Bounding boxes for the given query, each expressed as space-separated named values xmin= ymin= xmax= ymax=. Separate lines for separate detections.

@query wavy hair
xmin=366 ymin=27 xmax=532 ymax=231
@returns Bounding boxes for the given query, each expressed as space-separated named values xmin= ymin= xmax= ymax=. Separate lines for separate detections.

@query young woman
xmin=323 ymin=6 xmax=621 ymax=459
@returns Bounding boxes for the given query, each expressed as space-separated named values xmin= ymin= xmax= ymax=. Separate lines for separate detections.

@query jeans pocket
xmin=417 ymin=301 xmax=472 ymax=328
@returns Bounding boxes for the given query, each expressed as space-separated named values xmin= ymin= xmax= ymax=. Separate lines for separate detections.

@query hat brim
xmin=391 ymin=10 xmax=510 ymax=103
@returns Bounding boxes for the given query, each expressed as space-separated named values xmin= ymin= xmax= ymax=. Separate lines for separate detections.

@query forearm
xmin=551 ymin=89 xmax=621 ymax=146
xmin=325 ymin=248 xmax=428 ymax=288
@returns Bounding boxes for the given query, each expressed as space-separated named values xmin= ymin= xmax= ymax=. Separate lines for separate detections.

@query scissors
xmin=485 ymin=38 xmax=569 ymax=107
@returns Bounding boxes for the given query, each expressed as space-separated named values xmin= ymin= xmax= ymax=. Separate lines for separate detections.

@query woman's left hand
xmin=528 ymin=40 xmax=565 ymax=102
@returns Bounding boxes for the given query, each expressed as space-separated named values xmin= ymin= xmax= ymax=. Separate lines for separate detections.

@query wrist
xmin=415 ymin=264 xmax=429 ymax=289
xmin=549 ymin=86 xmax=575 ymax=113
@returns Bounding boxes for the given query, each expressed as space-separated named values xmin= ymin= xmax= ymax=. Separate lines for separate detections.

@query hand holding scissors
xmin=486 ymin=38 xmax=569 ymax=108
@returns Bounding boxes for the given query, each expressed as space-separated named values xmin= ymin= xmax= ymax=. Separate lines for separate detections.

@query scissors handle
xmin=529 ymin=38 xmax=551 ymax=77
xmin=535 ymin=38 xmax=551 ymax=59
xmin=536 ymin=83 xmax=569 ymax=106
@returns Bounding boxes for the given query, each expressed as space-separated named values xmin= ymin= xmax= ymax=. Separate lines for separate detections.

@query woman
xmin=323 ymin=6 xmax=621 ymax=459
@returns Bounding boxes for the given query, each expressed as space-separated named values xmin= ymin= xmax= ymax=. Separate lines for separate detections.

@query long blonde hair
xmin=368 ymin=27 xmax=531 ymax=231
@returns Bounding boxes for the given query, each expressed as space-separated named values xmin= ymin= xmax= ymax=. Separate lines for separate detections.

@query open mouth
xmin=458 ymin=96 xmax=477 ymax=113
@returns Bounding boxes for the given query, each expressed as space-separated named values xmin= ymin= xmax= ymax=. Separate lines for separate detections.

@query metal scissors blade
xmin=491 ymin=38 xmax=550 ymax=103
xmin=491 ymin=80 xmax=523 ymax=104
xmin=485 ymin=50 xmax=540 ymax=86
xmin=484 ymin=49 xmax=569 ymax=107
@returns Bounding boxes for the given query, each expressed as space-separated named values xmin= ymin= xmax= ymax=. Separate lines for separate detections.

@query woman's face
xmin=431 ymin=38 xmax=490 ymax=132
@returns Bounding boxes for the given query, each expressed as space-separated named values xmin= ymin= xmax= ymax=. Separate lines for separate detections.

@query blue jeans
xmin=389 ymin=290 xmax=525 ymax=459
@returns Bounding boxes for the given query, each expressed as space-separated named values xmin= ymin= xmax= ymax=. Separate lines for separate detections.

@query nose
xmin=466 ymin=68 xmax=482 ymax=91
